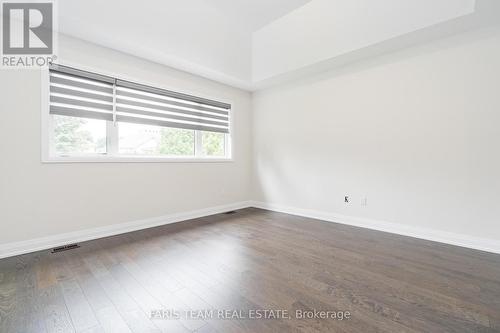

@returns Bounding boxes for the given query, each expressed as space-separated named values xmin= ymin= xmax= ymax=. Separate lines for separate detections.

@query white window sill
xmin=42 ymin=155 xmax=233 ymax=163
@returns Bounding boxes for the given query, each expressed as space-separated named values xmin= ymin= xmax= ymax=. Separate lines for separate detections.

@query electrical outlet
xmin=344 ymin=195 xmax=350 ymax=203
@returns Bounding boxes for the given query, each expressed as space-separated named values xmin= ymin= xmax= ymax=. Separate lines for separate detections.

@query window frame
xmin=41 ymin=64 xmax=233 ymax=163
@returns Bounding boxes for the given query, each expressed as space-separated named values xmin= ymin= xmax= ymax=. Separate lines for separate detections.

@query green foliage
xmin=53 ymin=116 xmax=104 ymax=154
xmin=157 ymin=129 xmax=224 ymax=156
xmin=201 ymin=131 xmax=224 ymax=156
xmin=158 ymin=128 xmax=195 ymax=155
xmin=53 ymin=117 xmax=224 ymax=157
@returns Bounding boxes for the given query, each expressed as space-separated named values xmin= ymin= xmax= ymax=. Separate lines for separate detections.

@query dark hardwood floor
xmin=1 ymin=208 xmax=500 ymax=332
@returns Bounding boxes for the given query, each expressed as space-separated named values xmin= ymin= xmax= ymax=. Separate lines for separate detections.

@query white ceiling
xmin=56 ymin=0 xmax=498 ymax=91
xmin=253 ymin=0 xmax=476 ymax=82
xmin=204 ymin=0 xmax=313 ymax=31
xmin=58 ymin=0 xmax=311 ymax=89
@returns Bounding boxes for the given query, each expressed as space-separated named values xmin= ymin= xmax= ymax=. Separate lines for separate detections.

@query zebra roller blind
xmin=49 ymin=64 xmax=115 ymax=121
xmin=49 ymin=64 xmax=231 ymax=133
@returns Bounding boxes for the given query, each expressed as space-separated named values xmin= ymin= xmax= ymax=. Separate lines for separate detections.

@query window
xmin=52 ymin=115 xmax=107 ymax=155
xmin=45 ymin=64 xmax=231 ymax=161
xmin=200 ymin=131 xmax=225 ymax=157
xmin=118 ymin=123 xmax=195 ymax=156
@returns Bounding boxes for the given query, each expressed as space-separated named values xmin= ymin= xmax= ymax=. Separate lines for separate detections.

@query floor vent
xmin=224 ymin=210 xmax=237 ymax=215
xmin=51 ymin=244 xmax=80 ymax=253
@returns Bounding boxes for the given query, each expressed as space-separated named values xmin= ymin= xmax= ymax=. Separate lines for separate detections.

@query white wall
xmin=252 ymin=27 xmax=500 ymax=241
xmin=2 ymin=26 xmax=500 ymax=252
xmin=0 ymin=34 xmax=252 ymax=245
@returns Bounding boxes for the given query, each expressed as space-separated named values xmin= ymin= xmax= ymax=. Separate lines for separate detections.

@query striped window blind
xmin=49 ymin=64 xmax=230 ymax=134
xmin=49 ymin=65 xmax=115 ymax=121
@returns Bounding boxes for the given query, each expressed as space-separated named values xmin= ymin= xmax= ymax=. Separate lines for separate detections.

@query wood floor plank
xmin=95 ymin=248 xmax=191 ymax=333
xmin=1 ymin=208 xmax=500 ymax=332
xmin=39 ymin=282 xmax=76 ymax=333
xmin=80 ymin=250 xmax=161 ymax=333
xmin=55 ymin=260 xmax=100 ymax=332
xmin=197 ymin=211 xmax=500 ymax=325
xmin=213 ymin=222 xmax=493 ymax=330
xmin=11 ymin=254 xmax=47 ymax=333
xmin=0 ymin=256 xmax=27 ymax=333
xmin=61 ymin=253 xmax=132 ymax=333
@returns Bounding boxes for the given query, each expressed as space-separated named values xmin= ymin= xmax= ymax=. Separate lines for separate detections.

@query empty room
xmin=1 ymin=0 xmax=500 ymax=332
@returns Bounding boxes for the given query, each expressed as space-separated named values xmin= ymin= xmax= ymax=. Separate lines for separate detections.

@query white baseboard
xmin=250 ymin=201 xmax=500 ymax=255
xmin=2 ymin=200 xmax=498 ymax=259
xmin=0 ymin=201 xmax=252 ymax=259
